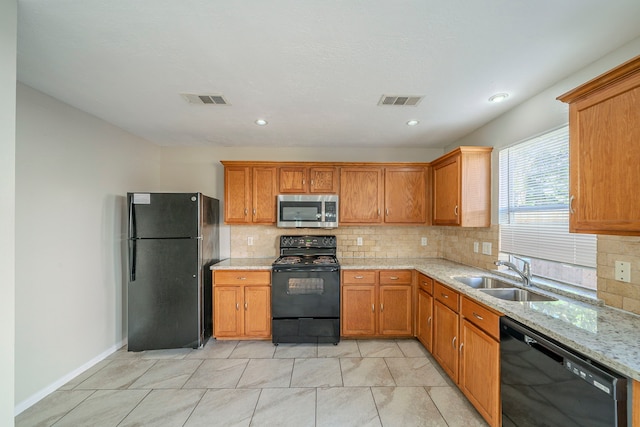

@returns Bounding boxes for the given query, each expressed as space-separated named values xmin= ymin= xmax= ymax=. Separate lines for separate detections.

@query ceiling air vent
xmin=378 ymin=95 xmax=423 ymax=106
xmin=180 ymin=93 xmax=230 ymax=105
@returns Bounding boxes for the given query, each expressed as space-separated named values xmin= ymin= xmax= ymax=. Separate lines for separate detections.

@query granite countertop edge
xmin=211 ymin=257 xmax=640 ymax=381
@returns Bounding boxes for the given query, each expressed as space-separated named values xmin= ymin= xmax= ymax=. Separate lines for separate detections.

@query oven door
xmin=271 ymin=268 xmax=340 ymax=318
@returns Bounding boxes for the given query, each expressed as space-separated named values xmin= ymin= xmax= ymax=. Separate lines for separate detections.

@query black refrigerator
xmin=127 ymin=192 xmax=219 ymax=351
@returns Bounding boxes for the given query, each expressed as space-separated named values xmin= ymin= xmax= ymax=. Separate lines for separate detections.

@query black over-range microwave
xmin=277 ymin=194 xmax=338 ymax=228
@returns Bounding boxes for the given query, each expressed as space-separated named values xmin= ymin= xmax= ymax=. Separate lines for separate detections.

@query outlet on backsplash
xmin=482 ymin=242 xmax=492 ymax=255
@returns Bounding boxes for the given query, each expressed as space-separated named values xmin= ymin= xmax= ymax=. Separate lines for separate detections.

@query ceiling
xmin=16 ymin=1 xmax=640 ymax=149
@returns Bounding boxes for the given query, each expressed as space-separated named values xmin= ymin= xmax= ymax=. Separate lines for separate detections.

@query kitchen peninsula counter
xmin=212 ymin=257 xmax=640 ymax=381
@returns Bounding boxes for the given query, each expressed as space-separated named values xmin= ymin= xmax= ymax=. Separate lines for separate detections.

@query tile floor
xmin=16 ymin=339 xmax=488 ymax=427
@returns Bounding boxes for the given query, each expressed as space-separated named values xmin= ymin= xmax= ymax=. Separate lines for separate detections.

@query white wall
xmin=1 ymin=0 xmax=17 ymax=425
xmin=447 ymin=36 xmax=640 ymax=223
xmin=15 ymin=84 xmax=161 ymax=411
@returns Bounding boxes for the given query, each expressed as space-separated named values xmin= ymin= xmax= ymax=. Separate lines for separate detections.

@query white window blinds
xmin=499 ymin=126 xmax=597 ymax=268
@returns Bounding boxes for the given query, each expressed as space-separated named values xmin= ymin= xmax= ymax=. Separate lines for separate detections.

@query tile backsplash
xmin=597 ymin=235 xmax=640 ymax=315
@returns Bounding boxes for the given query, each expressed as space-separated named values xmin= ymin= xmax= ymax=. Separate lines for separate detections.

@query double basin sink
xmin=453 ymin=276 xmax=557 ymax=302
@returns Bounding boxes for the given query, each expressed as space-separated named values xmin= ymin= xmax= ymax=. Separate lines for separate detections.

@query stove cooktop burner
xmin=273 ymin=255 xmax=338 ymax=266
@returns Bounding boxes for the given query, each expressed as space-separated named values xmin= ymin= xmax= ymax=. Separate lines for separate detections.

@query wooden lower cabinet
xmin=433 ymin=299 xmax=459 ymax=382
xmin=459 ymin=319 xmax=500 ymax=427
xmin=341 ymin=269 xmax=413 ymax=337
xmin=416 ymin=288 xmax=433 ymax=352
xmin=213 ymin=270 xmax=271 ymax=339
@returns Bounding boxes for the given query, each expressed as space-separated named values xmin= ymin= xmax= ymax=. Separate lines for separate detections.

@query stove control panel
xmin=280 ymin=235 xmax=337 ymax=249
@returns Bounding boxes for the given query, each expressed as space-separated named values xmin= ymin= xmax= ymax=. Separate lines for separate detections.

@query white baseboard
xmin=14 ymin=338 xmax=127 ymax=416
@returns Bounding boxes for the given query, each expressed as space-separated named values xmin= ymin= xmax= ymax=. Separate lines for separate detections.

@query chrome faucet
xmin=495 ymin=256 xmax=532 ymax=287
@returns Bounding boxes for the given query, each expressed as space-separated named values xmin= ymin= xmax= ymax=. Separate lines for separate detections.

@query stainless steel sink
xmin=479 ymin=288 xmax=557 ymax=302
xmin=453 ymin=276 xmax=515 ymax=289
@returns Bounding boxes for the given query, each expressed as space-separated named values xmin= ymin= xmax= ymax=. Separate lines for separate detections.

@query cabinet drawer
xmin=461 ymin=297 xmax=501 ymax=340
xmin=342 ymin=270 xmax=377 ymax=284
xmin=434 ymin=282 xmax=459 ymax=312
xmin=214 ymin=270 xmax=271 ymax=285
xmin=417 ymin=273 xmax=433 ymax=294
xmin=379 ymin=270 xmax=413 ymax=285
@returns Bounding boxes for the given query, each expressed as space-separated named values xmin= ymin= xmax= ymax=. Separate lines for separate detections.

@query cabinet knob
xmin=441 ymin=293 xmax=448 ymax=299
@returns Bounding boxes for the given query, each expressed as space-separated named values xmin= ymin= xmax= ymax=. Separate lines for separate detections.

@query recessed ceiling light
xmin=488 ymin=93 xmax=509 ymax=103
xmin=255 ymin=119 xmax=268 ymax=126
xmin=406 ymin=120 xmax=420 ymax=126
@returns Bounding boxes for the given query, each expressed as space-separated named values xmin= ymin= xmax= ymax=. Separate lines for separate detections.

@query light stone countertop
xmin=212 ymin=256 xmax=640 ymax=381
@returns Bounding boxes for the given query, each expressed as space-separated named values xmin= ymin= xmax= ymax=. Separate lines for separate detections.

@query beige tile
xmin=140 ymin=348 xmax=193 ymax=360
xmin=340 ymin=358 xmax=395 ymax=387
xmin=75 ymin=359 xmax=156 ymax=390
xmin=183 ymin=359 xmax=248 ymax=389
xmin=15 ymin=390 xmax=94 ymax=427
xmin=372 ymin=386 xmax=447 ymax=427
xmin=317 ymin=340 xmax=361 ymax=358
xmin=427 ymin=386 xmax=488 ymax=426
xmin=317 ymin=387 xmax=381 ymax=427
xmin=396 ymin=339 xmax=429 ymax=357
xmin=186 ymin=339 xmax=238 ymax=359
xmin=251 ymin=388 xmax=316 ymax=427
xmin=236 ymin=359 xmax=294 ymax=388
xmin=229 ymin=340 xmax=276 ymax=359
xmin=357 ymin=340 xmax=404 ymax=357
xmin=290 ymin=358 xmax=342 ymax=387
xmin=119 ymin=389 xmax=204 ymax=427
xmin=274 ymin=343 xmax=318 ymax=358
xmin=129 ymin=359 xmax=203 ymax=389
xmin=385 ymin=357 xmax=448 ymax=386
xmin=185 ymin=389 xmax=260 ymax=427
xmin=53 ymin=389 xmax=149 ymax=427
xmin=57 ymin=359 xmax=113 ymax=390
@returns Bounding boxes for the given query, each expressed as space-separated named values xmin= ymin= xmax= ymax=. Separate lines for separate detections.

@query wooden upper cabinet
xmin=558 ymin=55 xmax=640 ymax=235
xmin=340 ymin=167 xmax=384 ymax=223
xmin=223 ymin=163 xmax=276 ymax=224
xmin=385 ymin=167 xmax=428 ymax=223
xmin=279 ymin=166 xmax=338 ymax=194
xmin=432 ymin=147 xmax=492 ymax=227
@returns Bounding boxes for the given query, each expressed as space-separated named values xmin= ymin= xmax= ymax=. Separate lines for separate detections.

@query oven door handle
xmin=273 ymin=267 xmax=340 ymax=273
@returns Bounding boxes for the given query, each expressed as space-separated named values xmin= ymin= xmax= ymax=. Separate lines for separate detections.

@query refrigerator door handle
xmin=129 ymin=239 xmax=136 ymax=281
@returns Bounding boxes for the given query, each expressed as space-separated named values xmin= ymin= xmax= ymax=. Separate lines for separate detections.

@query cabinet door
xmin=309 ymin=167 xmax=338 ymax=193
xmin=379 ymin=285 xmax=412 ymax=336
xmin=214 ymin=286 xmax=242 ymax=337
xmin=252 ymin=167 xmax=277 ymax=223
xmin=433 ymin=300 xmax=459 ymax=382
xmin=339 ymin=167 xmax=384 ymax=223
xmin=224 ymin=166 xmax=251 ymax=224
xmin=569 ymin=72 xmax=640 ymax=234
xmin=279 ymin=167 xmax=308 ymax=193
xmin=417 ymin=289 xmax=433 ymax=353
xmin=432 ymin=155 xmax=460 ymax=225
xmin=460 ymin=319 xmax=500 ymax=427
xmin=341 ymin=285 xmax=377 ymax=336
xmin=384 ymin=167 xmax=427 ymax=223
xmin=244 ymin=286 xmax=271 ymax=337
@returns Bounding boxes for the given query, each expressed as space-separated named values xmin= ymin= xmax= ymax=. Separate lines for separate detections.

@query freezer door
xmin=128 ymin=193 xmax=200 ymax=238
xmin=128 ymin=238 xmax=201 ymax=351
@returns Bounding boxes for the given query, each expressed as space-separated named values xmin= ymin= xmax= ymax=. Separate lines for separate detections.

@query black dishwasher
xmin=500 ymin=317 xmax=627 ymax=427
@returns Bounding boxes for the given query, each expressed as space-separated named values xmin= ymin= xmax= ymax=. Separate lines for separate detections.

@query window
xmin=499 ymin=126 xmax=597 ymax=290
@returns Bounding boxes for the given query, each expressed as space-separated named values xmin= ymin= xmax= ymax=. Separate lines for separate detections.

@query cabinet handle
xmin=372 ymin=304 xmax=375 ymax=312
xmin=244 ymin=208 xmax=248 ymax=216
xmin=380 ymin=303 xmax=384 ymax=312
xmin=244 ymin=302 xmax=248 ymax=310
xmin=253 ymin=208 xmax=256 ymax=216
xmin=354 ymin=275 xmax=364 ymax=279
xmin=452 ymin=336 xmax=457 ymax=349
xmin=310 ymin=179 xmax=314 ymax=186
xmin=473 ymin=312 xmax=484 ymax=321
xmin=389 ymin=276 xmax=399 ymax=280
xmin=236 ymin=302 xmax=239 ymax=310
xmin=569 ymin=195 xmax=575 ymax=214
xmin=377 ymin=208 xmax=381 ymax=217
xmin=441 ymin=293 xmax=448 ymax=299
xmin=454 ymin=205 xmax=459 ymax=216
xmin=427 ymin=316 xmax=431 ymax=325
xmin=460 ymin=342 xmax=464 ymax=352
xmin=302 ymin=179 xmax=306 ymax=185
xmin=237 ymin=277 xmax=246 ymax=280
xmin=385 ymin=208 xmax=389 ymax=216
